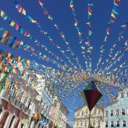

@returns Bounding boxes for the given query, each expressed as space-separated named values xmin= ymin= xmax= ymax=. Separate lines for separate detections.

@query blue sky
xmin=0 ymin=0 xmax=128 ymax=125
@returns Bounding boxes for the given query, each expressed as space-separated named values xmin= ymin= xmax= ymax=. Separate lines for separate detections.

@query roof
xmin=74 ymin=104 xmax=86 ymax=112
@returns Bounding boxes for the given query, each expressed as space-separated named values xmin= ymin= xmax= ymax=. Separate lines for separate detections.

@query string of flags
xmin=13 ymin=1 xmax=83 ymax=72
xmin=0 ymin=10 xmax=82 ymax=73
xmin=0 ymin=0 xmax=127 ymax=120
xmin=70 ymin=0 xmax=93 ymax=70
xmin=94 ymin=0 xmax=121 ymax=74
xmin=38 ymin=0 xmax=83 ymax=71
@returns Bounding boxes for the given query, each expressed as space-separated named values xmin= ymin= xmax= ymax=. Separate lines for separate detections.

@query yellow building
xmin=73 ymin=105 xmax=105 ymax=128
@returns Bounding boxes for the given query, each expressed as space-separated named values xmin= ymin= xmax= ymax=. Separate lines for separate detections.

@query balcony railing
xmin=10 ymin=95 xmax=16 ymax=104
xmin=3 ymin=92 xmax=10 ymax=100
xmin=25 ymin=108 xmax=30 ymax=115
xmin=2 ymin=91 xmax=31 ymax=115
xmin=15 ymin=100 xmax=22 ymax=109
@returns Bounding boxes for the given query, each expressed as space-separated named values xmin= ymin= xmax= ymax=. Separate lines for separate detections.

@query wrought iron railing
xmin=10 ymin=95 xmax=16 ymax=104
xmin=2 ymin=91 xmax=31 ymax=115
xmin=26 ymin=108 xmax=30 ymax=115
xmin=3 ymin=92 xmax=10 ymax=100
xmin=16 ymin=100 xmax=22 ymax=109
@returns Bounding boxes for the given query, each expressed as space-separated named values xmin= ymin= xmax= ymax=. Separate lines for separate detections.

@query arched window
xmin=111 ymin=121 xmax=114 ymax=127
xmin=21 ymin=124 xmax=25 ymax=128
xmin=9 ymin=115 xmax=16 ymax=128
xmin=106 ymin=121 xmax=108 ymax=127
xmin=111 ymin=110 xmax=113 ymax=116
xmin=117 ymin=121 xmax=120 ymax=127
xmin=122 ymin=109 xmax=125 ymax=115
xmin=123 ymin=120 xmax=126 ymax=127
xmin=3 ymin=112 xmax=9 ymax=128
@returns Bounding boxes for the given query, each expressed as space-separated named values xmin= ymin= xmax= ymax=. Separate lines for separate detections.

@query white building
xmin=104 ymin=88 xmax=128 ymax=128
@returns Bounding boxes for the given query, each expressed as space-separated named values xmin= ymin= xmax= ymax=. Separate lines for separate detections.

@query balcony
xmin=25 ymin=108 xmax=30 ymax=115
xmin=2 ymin=91 xmax=31 ymax=115
xmin=3 ymin=92 xmax=10 ymax=100
xmin=21 ymin=103 xmax=25 ymax=110
xmin=10 ymin=95 xmax=16 ymax=104
xmin=15 ymin=100 xmax=22 ymax=109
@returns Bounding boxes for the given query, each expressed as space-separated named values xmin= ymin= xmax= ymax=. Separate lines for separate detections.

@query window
xmin=81 ymin=121 xmax=83 ymax=126
xmin=117 ymin=121 xmax=120 ymax=127
xmin=121 ymin=93 xmax=124 ymax=98
xmin=106 ymin=121 xmax=108 ymax=127
xmin=79 ymin=121 xmax=81 ymax=126
xmin=94 ymin=109 xmax=97 ymax=115
xmin=81 ymin=110 xmax=84 ymax=116
xmin=97 ymin=109 xmax=100 ymax=114
xmin=28 ymin=101 xmax=31 ymax=108
xmin=116 ymin=109 xmax=119 ymax=116
xmin=38 ymin=124 xmax=41 ymax=128
xmin=21 ymin=124 xmax=25 ymax=128
xmin=93 ymin=120 xmax=95 ymax=126
xmin=111 ymin=110 xmax=113 ymax=116
xmin=123 ymin=120 xmax=126 ymax=127
xmin=111 ymin=121 xmax=114 ymax=127
xmin=77 ymin=112 xmax=80 ymax=116
xmin=98 ymin=121 xmax=100 ymax=126
xmin=85 ymin=121 xmax=86 ymax=126
xmin=127 ymin=92 xmax=128 ymax=97
xmin=122 ymin=109 xmax=125 ymax=115
xmin=0 ymin=107 xmax=2 ymax=117
xmin=86 ymin=109 xmax=88 ymax=115
xmin=2 ymin=112 xmax=9 ymax=128
xmin=106 ymin=111 xmax=108 ymax=116
xmin=77 ymin=121 xmax=78 ymax=126
xmin=9 ymin=115 xmax=16 ymax=128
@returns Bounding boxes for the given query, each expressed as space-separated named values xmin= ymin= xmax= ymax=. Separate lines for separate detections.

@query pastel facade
xmin=0 ymin=89 xmax=33 ymax=128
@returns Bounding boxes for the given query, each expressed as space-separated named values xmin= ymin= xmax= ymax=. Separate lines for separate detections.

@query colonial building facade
xmin=0 ymin=86 xmax=35 ymax=128
xmin=73 ymin=105 xmax=104 ymax=128
xmin=104 ymin=88 xmax=128 ymax=128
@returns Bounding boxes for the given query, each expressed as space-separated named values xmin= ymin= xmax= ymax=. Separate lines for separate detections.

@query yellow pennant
xmin=2 ymin=30 xmax=8 ymax=38
xmin=22 ymin=8 xmax=26 ymax=15
xmin=0 ymin=10 xmax=5 ymax=17
xmin=111 ymin=13 xmax=116 ymax=19
xmin=10 ymin=20 xmax=15 ymax=27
